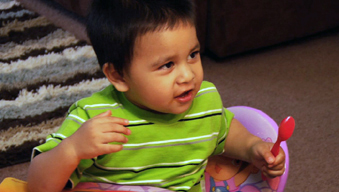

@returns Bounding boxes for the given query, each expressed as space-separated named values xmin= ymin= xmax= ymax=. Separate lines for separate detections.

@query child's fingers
xmin=259 ymin=146 xmax=275 ymax=165
xmin=101 ymin=144 xmax=124 ymax=154
xmin=106 ymin=116 xmax=129 ymax=126
xmin=267 ymin=162 xmax=285 ymax=170
xmin=268 ymin=147 xmax=286 ymax=168
xmin=263 ymin=165 xmax=286 ymax=178
xmin=101 ymin=123 xmax=131 ymax=136
xmin=93 ymin=110 xmax=112 ymax=118
xmin=102 ymin=132 xmax=129 ymax=144
xmin=93 ymin=111 xmax=129 ymax=126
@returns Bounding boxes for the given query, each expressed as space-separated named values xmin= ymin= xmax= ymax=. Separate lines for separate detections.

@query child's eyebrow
xmin=190 ymin=43 xmax=201 ymax=52
xmin=151 ymin=42 xmax=201 ymax=68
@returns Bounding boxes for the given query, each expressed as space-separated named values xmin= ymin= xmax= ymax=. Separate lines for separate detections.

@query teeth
xmin=180 ymin=91 xmax=189 ymax=97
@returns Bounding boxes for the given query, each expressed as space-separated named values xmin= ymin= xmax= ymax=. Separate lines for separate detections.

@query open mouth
xmin=178 ymin=90 xmax=191 ymax=98
xmin=176 ymin=90 xmax=192 ymax=98
xmin=175 ymin=89 xmax=194 ymax=103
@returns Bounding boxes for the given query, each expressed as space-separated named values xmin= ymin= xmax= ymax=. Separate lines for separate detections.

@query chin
xmin=152 ymin=102 xmax=193 ymax=115
xmin=171 ymin=111 xmax=186 ymax=115
xmin=171 ymin=105 xmax=192 ymax=114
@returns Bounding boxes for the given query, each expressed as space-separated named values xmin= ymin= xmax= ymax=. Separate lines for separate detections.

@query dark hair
xmin=86 ymin=0 xmax=196 ymax=76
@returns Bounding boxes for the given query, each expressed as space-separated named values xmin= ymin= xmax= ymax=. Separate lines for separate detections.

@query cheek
xmin=139 ymin=84 xmax=171 ymax=102
xmin=194 ymin=64 xmax=204 ymax=80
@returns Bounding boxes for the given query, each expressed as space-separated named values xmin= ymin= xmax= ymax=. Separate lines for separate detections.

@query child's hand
xmin=65 ymin=110 xmax=130 ymax=161
xmin=249 ymin=141 xmax=286 ymax=178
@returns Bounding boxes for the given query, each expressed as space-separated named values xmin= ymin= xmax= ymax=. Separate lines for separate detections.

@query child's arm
xmin=27 ymin=111 xmax=130 ymax=192
xmin=223 ymin=118 xmax=285 ymax=178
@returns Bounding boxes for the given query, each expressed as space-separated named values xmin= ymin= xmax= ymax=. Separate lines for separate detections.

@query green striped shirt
xmin=32 ymin=81 xmax=234 ymax=191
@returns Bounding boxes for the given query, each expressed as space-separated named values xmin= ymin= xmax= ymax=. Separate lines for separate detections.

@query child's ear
xmin=103 ymin=63 xmax=129 ymax=92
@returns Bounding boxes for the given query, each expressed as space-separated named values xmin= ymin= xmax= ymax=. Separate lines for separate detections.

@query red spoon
xmin=262 ymin=116 xmax=295 ymax=180
xmin=271 ymin=116 xmax=295 ymax=156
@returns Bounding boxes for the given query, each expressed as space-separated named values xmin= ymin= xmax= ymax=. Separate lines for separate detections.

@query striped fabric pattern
xmin=0 ymin=0 xmax=109 ymax=168
xmin=32 ymin=81 xmax=232 ymax=191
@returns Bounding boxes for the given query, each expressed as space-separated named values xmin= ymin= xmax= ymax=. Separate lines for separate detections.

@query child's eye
xmin=188 ymin=51 xmax=200 ymax=60
xmin=159 ymin=62 xmax=174 ymax=70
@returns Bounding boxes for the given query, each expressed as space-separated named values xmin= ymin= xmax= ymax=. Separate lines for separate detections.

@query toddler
xmin=27 ymin=0 xmax=285 ymax=191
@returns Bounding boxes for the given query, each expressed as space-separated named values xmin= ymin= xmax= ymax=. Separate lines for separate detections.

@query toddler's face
xmin=123 ymin=23 xmax=203 ymax=114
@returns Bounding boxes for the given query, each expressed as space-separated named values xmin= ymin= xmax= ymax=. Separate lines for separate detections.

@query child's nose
xmin=177 ymin=63 xmax=195 ymax=84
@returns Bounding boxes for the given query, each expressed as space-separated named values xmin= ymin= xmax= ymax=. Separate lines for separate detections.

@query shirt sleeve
xmin=31 ymin=104 xmax=94 ymax=189
xmin=212 ymin=107 xmax=234 ymax=156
